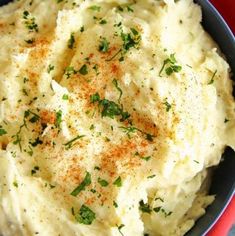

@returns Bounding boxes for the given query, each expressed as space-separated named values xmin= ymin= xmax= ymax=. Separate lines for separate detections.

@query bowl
xmin=0 ymin=0 xmax=234 ymax=235
xmin=186 ymin=1 xmax=235 ymax=235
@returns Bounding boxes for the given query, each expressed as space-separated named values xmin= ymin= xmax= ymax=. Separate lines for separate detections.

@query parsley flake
xmin=75 ymin=204 xmax=96 ymax=225
xmin=98 ymin=37 xmax=110 ymax=53
xmin=208 ymin=70 xmax=217 ymax=84
xmin=113 ymin=176 xmax=122 ymax=187
xmin=64 ymin=134 xmax=85 ymax=149
xmin=159 ymin=54 xmax=182 ymax=77
xmin=71 ymin=172 xmax=91 ymax=196
xmin=78 ymin=64 xmax=88 ymax=75
xmin=112 ymin=79 xmax=123 ymax=103
xmin=88 ymin=5 xmax=101 ymax=11
xmin=0 ymin=128 xmax=7 ymax=136
xmin=98 ymin=177 xmax=109 ymax=187
xmin=139 ymin=200 xmax=151 ymax=213
xmin=47 ymin=64 xmax=54 ymax=74
xmin=62 ymin=94 xmax=69 ymax=100
xmin=23 ymin=10 xmax=38 ymax=32
xmin=68 ymin=33 xmax=75 ymax=49
xmin=55 ymin=110 xmax=62 ymax=128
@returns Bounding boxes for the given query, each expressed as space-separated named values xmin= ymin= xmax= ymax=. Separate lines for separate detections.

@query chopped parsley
xmin=65 ymin=66 xmax=77 ymax=78
xmin=68 ymin=33 xmax=75 ymax=49
xmin=99 ymin=19 xmax=107 ymax=24
xmin=12 ymin=110 xmax=40 ymax=150
xmin=135 ymin=152 xmax=152 ymax=161
xmin=70 ymin=172 xmax=91 ymax=196
xmin=13 ymin=181 xmax=18 ymax=188
xmin=94 ymin=166 xmax=100 ymax=171
xmin=127 ymin=5 xmax=134 ymax=12
xmin=163 ymin=99 xmax=172 ymax=112
xmin=92 ymin=64 xmax=99 ymax=75
xmin=55 ymin=110 xmax=62 ymax=128
xmin=153 ymin=206 xmax=172 ymax=217
xmin=98 ymin=37 xmax=110 ymax=53
xmin=112 ymin=79 xmax=123 ymax=103
xmin=23 ymin=10 xmax=38 ymax=32
xmin=117 ymin=224 xmax=125 ymax=236
xmin=30 ymin=137 xmax=43 ymax=147
xmin=0 ymin=128 xmax=7 ymax=136
xmin=208 ymin=70 xmax=217 ymax=84
xmin=75 ymin=204 xmax=96 ymax=225
xmin=47 ymin=64 xmax=54 ymax=73
xmin=90 ymin=92 xmax=100 ymax=103
xmin=113 ymin=201 xmax=118 ymax=208
xmin=80 ymin=26 xmax=84 ymax=32
xmin=62 ymin=94 xmax=69 ymax=100
xmin=25 ymin=38 xmax=35 ymax=44
xmin=31 ymin=166 xmax=40 ymax=175
xmin=64 ymin=134 xmax=85 ymax=149
xmin=224 ymin=118 xmax=230 ymax=123
xmin=147 ymin=174 xmax=156 ymax=179
xmin=139 ymin=200 xmax=151 ymax=213
xmin=159 ymin=54 xmax=182 ymax=77
xmin=98 ymin=177 xmax=109 ymax=187
xmin=78 ymin=64 xmax=88 ymax=75
xmin=88 ymin=5 xmax=101 ymax=11
xmin=107 ymin=27 xmax=141 ymax=61
xmin=90 ymin=92 xmax=130 ymax=122
xmin=113 ymin=176 xmax=122 ymax=187
xmin=119 ymin=126 xmax=138 ymax=138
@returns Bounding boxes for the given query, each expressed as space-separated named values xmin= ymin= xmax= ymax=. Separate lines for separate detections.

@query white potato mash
xmin=0 ymin=0 xmax=235 ymax=235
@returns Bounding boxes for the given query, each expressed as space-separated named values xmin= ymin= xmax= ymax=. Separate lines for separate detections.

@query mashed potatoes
xmin=0 ymin=0 xmax=235 ymax=235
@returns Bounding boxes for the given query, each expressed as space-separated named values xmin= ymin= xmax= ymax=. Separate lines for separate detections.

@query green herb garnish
xmin=98 ymin=37 xmax=109 ymax=53
xmin=78 ymin=64 xmax=88 ymax=75
xmin=88 ymin=5 xmax=101 ymax=11
xmin=0 ymin=128 xmax=7 ymax=136
xmin=30 ymin=137 xmax=43 ymax=147
xmin=55 ymin=110 xmax=62 ymax=128
xmin=65 ymin=66 xmax=77 ymax=78
xmin=139 ymin=200 xmax=151 ymax=213
xmin=23 ymin=10 xmax=38 ymax=32
xmin=25 ymin=38 xmax=35 ymax=44
xmin=90 ymin=93 xmax=130 ymax=122
xmin=159 ymin=54 xmax=182 ymax=77
xmin=113 ymin=176 xmax=122 ymax=187
xmin=112 ymin=79 xmax=123 ymax=103
xmin=47 ymin=64 xmax=54 ymax=73
xmin=113 ymin=201 xmax=118 ymax=208
xmin=208 ymin=70 xmax=217 ymax=84
xmin=68 ymin=33 xmax=75 ymax=49
xmin=117 ymin=224 xmax=125 ymax=236
xmin=163 ymin=99 xmax=171 ymax=112
xmin=107 ymin=27 xmax=141 ymax=61
xmin=64 ymin=134 xmax=85 ymax=149
xmin=75 ymin=204 xmax=96 ymax=225
xmin=31 ymin=166 xmax=39 ymax=175
xmin=71 ymin=172 xmax=91 ymax=196
xmin=98 ymin=177 xmax=109 ymax=187
xmin=62 ymin=94 xmax=69 ymax=100
xmin=99 ymin=19 xmax=107 ymax=24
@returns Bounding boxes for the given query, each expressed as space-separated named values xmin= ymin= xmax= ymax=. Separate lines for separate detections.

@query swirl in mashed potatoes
xmin=0 ymin=0 xmax=235 ymax=235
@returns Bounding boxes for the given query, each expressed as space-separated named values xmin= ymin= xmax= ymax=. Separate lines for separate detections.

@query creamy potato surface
xmin=0 ymin=0 xmax=235 ymax=235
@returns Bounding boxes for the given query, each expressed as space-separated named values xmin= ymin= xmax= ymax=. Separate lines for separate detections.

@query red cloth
xmin=207 ymin=197 xmax=235 ymax=236
xmin=209 ymin=0 xmax=235 ymax=34
xmin=207 ymin=1 xmax=235 ymax=235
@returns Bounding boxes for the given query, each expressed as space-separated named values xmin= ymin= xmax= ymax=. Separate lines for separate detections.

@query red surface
xmin=207 ymin=197 xmax=235 ymax=236
xmin=209 ymin=0 xmax=235 ymax=34
xmin=207 ymin=1 xmax=235 ymax=235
